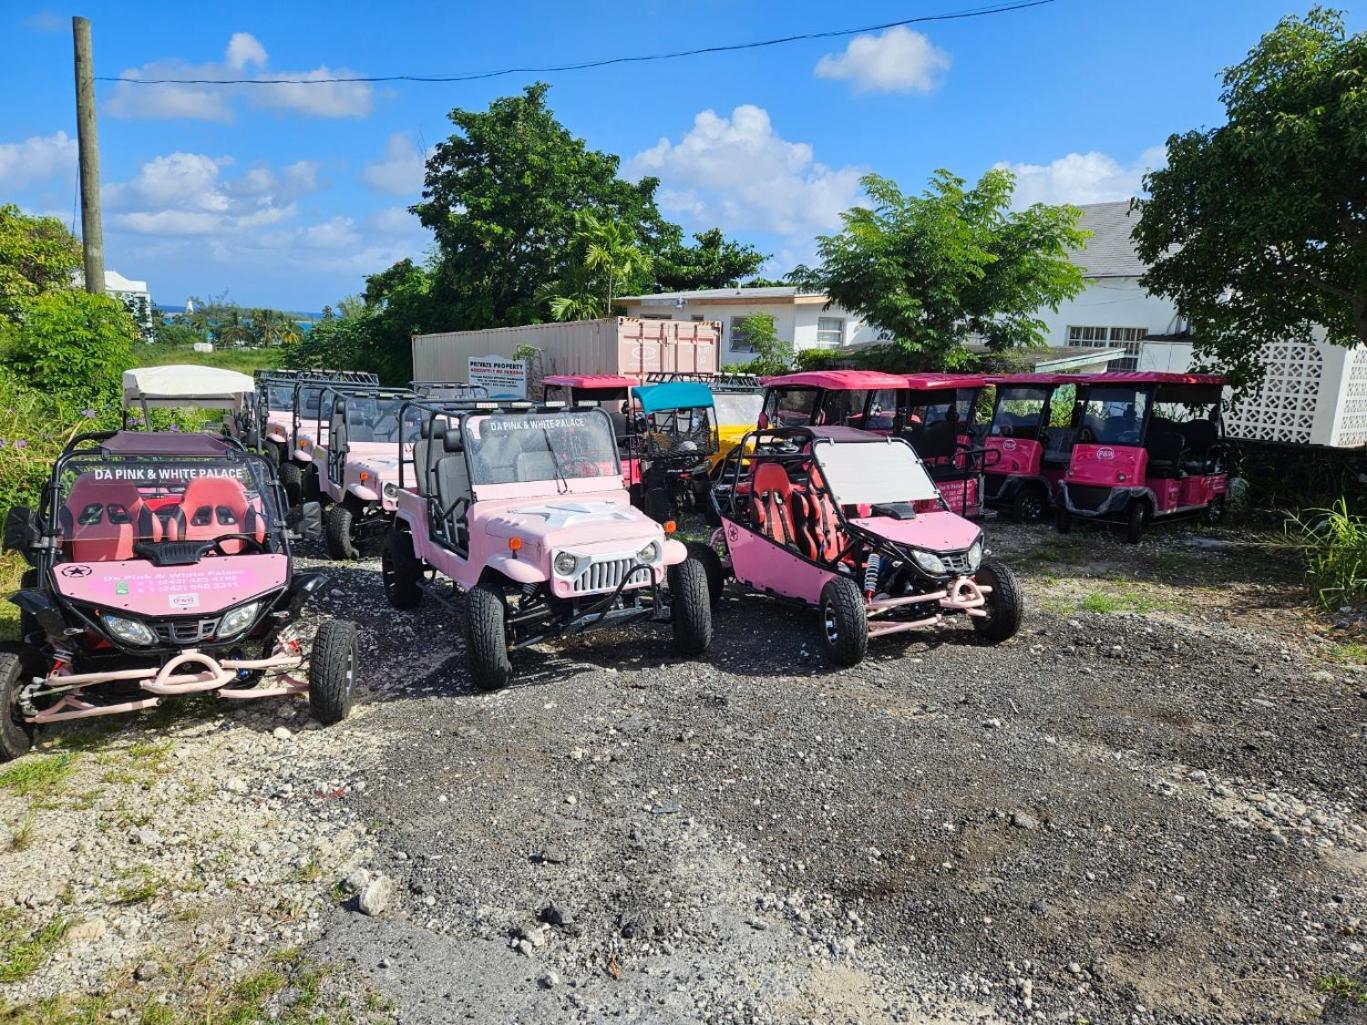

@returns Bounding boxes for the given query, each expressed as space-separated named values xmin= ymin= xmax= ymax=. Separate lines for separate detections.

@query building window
xmin=1068 ymin=325 xmax=1148 ymax=370
xmin=729 ymin=316 xmax=757 ymax=353
xmin=639 ymin=313 xmax=672 ymax=320
xmin=817 ymin=317 xmax=845 ymax=347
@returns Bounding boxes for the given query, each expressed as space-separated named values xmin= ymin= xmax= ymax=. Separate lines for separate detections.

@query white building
xmin=104 ymin=269 xmax=154 ymax=342
xmin=616 ymin=287 xmax=882 ymax=366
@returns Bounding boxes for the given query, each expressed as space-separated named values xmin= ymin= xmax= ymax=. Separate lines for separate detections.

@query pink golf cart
xmin=707 ymin=426 xmax=1022 ymax=667
xmin=309 ymin=386 xmax=419 ymax=560
xmin=1055 ymin=372 xmax=1234 ymax=541
xmin=0 ymin=430 xmax=356 ymax=761
xmin=758 ymin=371 xmax=994 ymax=516
xmin=382 ymin=402 xmax=712 ymax=690
xmin=981 ymin=373 xmax=1081 ymax=522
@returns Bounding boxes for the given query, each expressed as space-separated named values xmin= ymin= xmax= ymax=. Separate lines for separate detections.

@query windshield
xmin=992 ymin=386 xmax=1050 ymax=437
xmin=814 ymin=440 xmax=939 ymax=505
xmin=265 ymin=384 xmax=294 ymax=409
xmin=344 ymin=396 xmax=408 ymax=443
xmin=298 ymin=385 xmax=327 ymax=419
xmin=902 ymin=391 xmax=973 ymax=428
xmin=464 ymin=411 xmax=620 ymax=485
xmin=1079 ymin=386 xmax=1148 ymax=444
xmin=52 ymin=454 xmax=282 ymax=564
xmin=764 ymin=388 xmax=818 ymax=427
xmin=713 ymin=393 xmax=762 ymax=426
xmin=422 ymin=384 xmax=488 ymax=401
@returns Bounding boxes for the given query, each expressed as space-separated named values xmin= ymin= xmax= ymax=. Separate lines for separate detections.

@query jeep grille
xmin=570 ymin=558 xmax=638 ymax=595
xmin=155 ymin=618 xmax=220 ymax=644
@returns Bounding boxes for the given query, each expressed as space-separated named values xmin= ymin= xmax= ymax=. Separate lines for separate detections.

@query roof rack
xmin=643 ymin=370 xmax=760 ymax=392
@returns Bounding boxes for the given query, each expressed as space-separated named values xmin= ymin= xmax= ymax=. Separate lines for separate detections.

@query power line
xmin=96 ymin=1 xmax=1056 ymax=86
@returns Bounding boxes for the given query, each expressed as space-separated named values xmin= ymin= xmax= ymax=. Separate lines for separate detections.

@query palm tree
xmin=578 ymin=212 xmax=650 ymax=313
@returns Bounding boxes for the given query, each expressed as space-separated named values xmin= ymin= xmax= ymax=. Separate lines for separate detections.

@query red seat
xmin=793 ymin=468 xmax=844 ymax=563
xmin=178 ymin=476 xmax=265 ymax=552
xmin=752 ymin=463 xmax=797 ymax=547
xmin=62 ymin=477 xmax=160 ymax=562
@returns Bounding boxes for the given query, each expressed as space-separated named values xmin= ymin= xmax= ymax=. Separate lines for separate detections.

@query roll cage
xmin=314 ymin=386 xmax=417 ymax=482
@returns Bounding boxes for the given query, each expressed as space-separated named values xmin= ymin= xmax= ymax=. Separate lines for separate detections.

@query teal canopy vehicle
xmin=632 ymin=381 xmax=720 ymax=522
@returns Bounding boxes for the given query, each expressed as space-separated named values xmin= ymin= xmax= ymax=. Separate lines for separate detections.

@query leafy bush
xmin=729 ymin=314 xmax=792 ymax=376
xmin=1285 ymin=500 xmax=1367 ymax=610
xmin=0 ymin=290 xmax=135 ymax=403
xmin=794 ymin=347 xmax=840 ymax=371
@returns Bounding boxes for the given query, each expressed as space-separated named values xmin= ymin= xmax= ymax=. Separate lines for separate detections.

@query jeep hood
xmin=484 ymin=500 xmax=657 ymax=549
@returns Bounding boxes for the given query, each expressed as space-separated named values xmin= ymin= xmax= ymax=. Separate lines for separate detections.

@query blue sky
xmin=2 ymin=1 xmax=1352 ymax=311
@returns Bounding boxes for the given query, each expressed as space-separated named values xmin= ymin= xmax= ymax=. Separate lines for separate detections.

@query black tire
xmin=0 ymin=652 xmax=34 ymax=762
xmin=382 ymin=528 xmax=423 ymax=610
xmin=1055 ymin=506 xmax=1072 ymax=533
xmin=1011 ymin=484 xmax=1048 ymax=524
xmin=973 ymin=558 xmax=1023 ymax=643
xmin=819 ymin=576 xmax=868 ymax=668
xmin=465 ymin=583 xmax=511 ymax=692
xmin=1125 ymin=500 xmax=1148 ymax=544
xmin=18 ymin=570 xmax=39 ymax=643
xmin=685 ymin=541 xmax=725 ymax=609
xmin=668 ymin=557 xmax=713 ymax=656
xmin=308 ymin=619 xmax=357 ymax=725
xmin=302 ymin=465 xmax=322 ymax=504
xmin=263 ymin=441 xmax=281 ymax=468
xmin=1203 ymin=495 xmax=1226 ymax=527
xmin=645 ymin=487 xmax=673 ymax=525
xmin=324 ymin=503 xmax=358 ymax=560
xmin=279 ymin=462 xmax=303 ymax=506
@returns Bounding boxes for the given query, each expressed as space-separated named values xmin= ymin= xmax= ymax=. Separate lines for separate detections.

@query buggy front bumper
xmin=25 ymin=648 xmax=306 ymax=724
xmin=1058 ymin=482 xmax=1149 ymax=520
xmin=866 ymin=576 xmax=990 ymax=639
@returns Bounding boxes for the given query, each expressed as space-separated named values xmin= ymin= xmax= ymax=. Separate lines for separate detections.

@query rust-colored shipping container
xmin=411 ymin=317 xmax=720 ymax=386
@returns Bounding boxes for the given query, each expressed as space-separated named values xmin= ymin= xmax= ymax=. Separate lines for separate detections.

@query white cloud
xmin=361 ymin=134 xmax=429 ymax=196
xmin=814 ymin=27 xmax=950 ymax=95
xmin=105 ymin=150 xmax=318 ymax=236
xmin=106 ymin=33 xmax=372 ymax=121
xmin=625 ymin=105 xmax=864 ymax=239
xmin=997 ymin=146 xmax=1167 ymax=208
xmin=23 ymin=11 xmax=65 ymax=31
xmin=0 ymin=131 xmax=77 ymax=190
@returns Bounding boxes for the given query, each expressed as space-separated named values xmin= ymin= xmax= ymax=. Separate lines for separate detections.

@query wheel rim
xmin=1022 ymin=493 xmax=1043 ymax=521
xmin=344 ymin=643 xmax=356 ymax=698
xmin=823 ymin=603 xmax=839 ymax=644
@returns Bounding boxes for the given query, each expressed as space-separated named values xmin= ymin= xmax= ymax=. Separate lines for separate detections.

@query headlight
xmin=911 ymin=550 xmax=947 ymax=576
xmin=967 ymin=540 xmax=983 ymax=572
xmin=103 ymin=614 xmax=157 ymax=646
xmin=383 ymin=482 xmax=399 ymax=501
xmin=553 ymin=551 xmax=579 ymax=576
xmin=636 ymin=541 xmax=660 ymax=564
xmin=218 ymin=601 xmax=262 ymax=639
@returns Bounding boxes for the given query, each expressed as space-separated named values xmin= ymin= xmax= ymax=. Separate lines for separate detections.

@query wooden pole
xmin=72 ymin=16 xmax=105 ymax=295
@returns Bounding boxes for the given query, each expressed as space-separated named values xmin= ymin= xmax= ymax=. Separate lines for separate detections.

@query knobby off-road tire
xmin=1125 ymin=500 xmax=1148 ymax=544
xmin=819 ymin=576 xmax=867 ymax=668
xmin=382 ymin=528 xmax=423 ymax=610
xmin=279 ymin=462 xmax=303 ymax=507
xmin=309 ymin=620 xmax=357 ymax=725
xmin=0 ymin=652 xmax=35 ymax=762
xmin=324 ymin=503 xmax=359 ymax=560
xmin=668 ymin=557 xmax=713 ymax=656
xmin=684 ymin=541 xmax=726 ymax=609
xmin=973 ymin=558 xmax=1023 ymax=643
xmin=466 ymin=583 xmax=512 ymax=692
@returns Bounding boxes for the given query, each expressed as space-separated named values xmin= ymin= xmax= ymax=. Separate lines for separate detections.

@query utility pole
xmin=72 ymin=16 xmax=105 ymax=295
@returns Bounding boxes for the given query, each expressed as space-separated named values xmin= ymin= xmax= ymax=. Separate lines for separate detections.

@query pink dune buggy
xmin=981 ymin=373 xmax=1081 ymax=522
xmin=0 ymin=430 xmax=357 ymax=761
xmin=1055 ymin=372 xmax=1234 ymax=542
xmin=706 ymin=426 xmax=1022 ymax=667
xmin=759 ymin=371 xmax=995 ymax=516
xmin=382 ymin=401 xmax=712 ymax=690
xmin=307 ymin=386 xmax=418 ymax=560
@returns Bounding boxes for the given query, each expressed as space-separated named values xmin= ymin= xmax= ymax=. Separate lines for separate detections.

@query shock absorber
xmin=863 ymin=552 xmax=881 ymax=599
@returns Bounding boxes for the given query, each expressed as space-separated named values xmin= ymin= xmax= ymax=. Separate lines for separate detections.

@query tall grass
xmin=1284 ymin=500 xmax=1367 ymax=610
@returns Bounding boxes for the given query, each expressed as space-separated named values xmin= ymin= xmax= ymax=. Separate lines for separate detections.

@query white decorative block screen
xmin=1225 ymin=342 xmax=1322 ymax=445
xmin=1336 ymin=347 xmax=1367 ymax=448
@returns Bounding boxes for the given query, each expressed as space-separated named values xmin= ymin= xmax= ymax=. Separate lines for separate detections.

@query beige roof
xmin=1070 ymin=201 xmax=1146 ymax=278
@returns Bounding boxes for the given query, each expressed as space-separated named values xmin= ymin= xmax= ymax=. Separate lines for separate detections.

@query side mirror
xmin=3 ymin=507 xmax=38 ymax=563
xmin=286 ymin=501 xmax=323 ymax=541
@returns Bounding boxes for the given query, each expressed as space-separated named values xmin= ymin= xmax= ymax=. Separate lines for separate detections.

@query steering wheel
xmin=1077 ymin=426 xmax=1098 ymax=444
xmin=561 ymin=458 xmax=601 ymax=478
xmin=206 ymin=532 xmax=268 ymax=556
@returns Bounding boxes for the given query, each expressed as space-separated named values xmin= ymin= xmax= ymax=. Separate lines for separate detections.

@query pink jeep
xmin=309 ymin=387 xmax=417 ymax=560
xmin=0 ymin=430 xmax=356 ymax=761
xmin=382 ymin=403 xmax=712 ymax=690
xmin=270 ymin=371 xmax=378 ymax=504
xmin=707 ymin=426 xmax=1022 ymax=667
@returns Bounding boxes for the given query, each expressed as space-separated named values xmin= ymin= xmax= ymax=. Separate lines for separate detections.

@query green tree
xmin=414 ymin=83 xmax=670 ymax=329
xmin=731 ymin=313 xmax=792 ymax=375
xmin=1133 ymin=6 xmax=1367 ymax=387
xmin=0 ymin=205 xmax=82 ymax=320
xmin=0 ymin=290 xmax=135 ymax=403
xmin=652 ymin=229 xmax=766 ymax=292
xmin=542 ymin=212 xmax=651 ymax=319
xmin=812 ymin=169 xmax=1089 ymax=370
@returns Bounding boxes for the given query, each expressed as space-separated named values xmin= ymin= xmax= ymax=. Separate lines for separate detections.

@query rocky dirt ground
xmin=0 ymin=519 xmax=1364 ymax=1025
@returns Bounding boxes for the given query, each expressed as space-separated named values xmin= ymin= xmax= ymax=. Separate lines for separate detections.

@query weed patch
xmin=0 ymin=912 xmax=68 ymax=983
xmin=0 ymin=753 xmax=76 ymax=799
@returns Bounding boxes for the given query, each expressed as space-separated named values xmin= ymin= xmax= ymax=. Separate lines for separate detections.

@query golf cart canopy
xmin=1079 ymin=372 xmax=1227 ymax=407
xmin=634 ymin=381 xmax=714 ymax=414
xmin=762 ymin=370 xmax=907 ymax=390
xmin=1088 ymin=372 xmax=1227 ymax=386
xmin=810 ymin=431 xmax=939 ymax=505
xmin=903 ymin=373 xmax=990 ymax=391
xmin=122 ymin=365 xmax=255 ymax=410
xmin=986 ymin=373 xmax=1080 ymax=386
xmin=543 ymin=374 xmax=640 ymax=390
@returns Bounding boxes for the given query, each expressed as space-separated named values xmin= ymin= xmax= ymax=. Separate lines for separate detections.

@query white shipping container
xmin=412 ymin=317 xmax=720 ymax=385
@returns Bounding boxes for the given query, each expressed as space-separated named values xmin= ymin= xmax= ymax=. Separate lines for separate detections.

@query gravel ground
xmin=1 ymin=521 xmax=1364 ymax=1024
